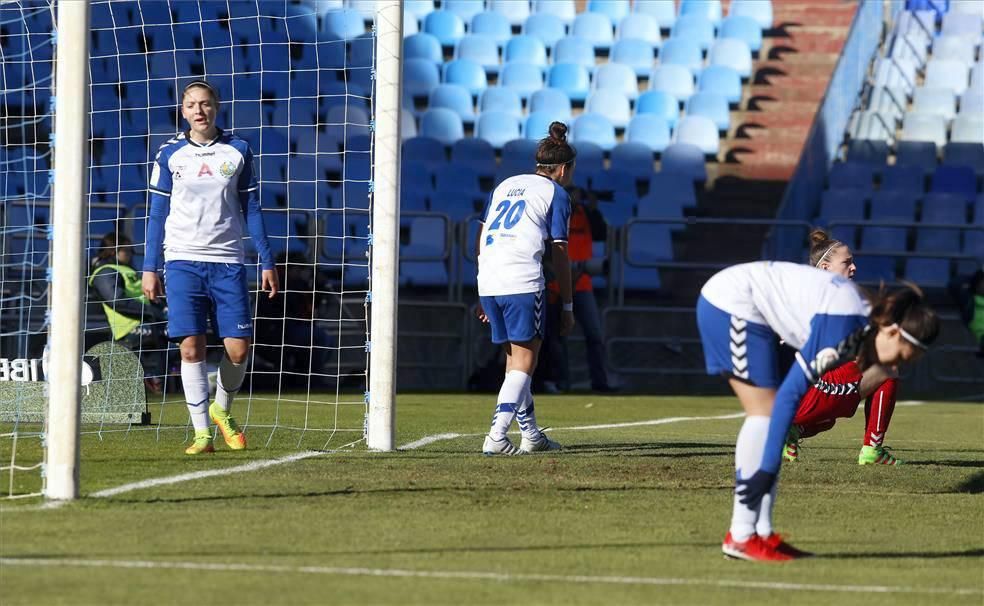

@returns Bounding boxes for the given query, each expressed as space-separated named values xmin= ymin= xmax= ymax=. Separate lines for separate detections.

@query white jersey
xmin=148 ymin=130 xmax=258 ymax=265
xmin=700 ymin=261 xmax=869 ymax=350
xmin=477 ymin=174 xmax=571 ymax=296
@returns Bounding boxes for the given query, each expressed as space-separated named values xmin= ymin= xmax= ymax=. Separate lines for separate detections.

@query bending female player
xmin=697 ymin=261 xmax=938 ymax=561
xmin=142 ymin=80 xmax=279 ymax=455
xmin=785 ymin=229 xmax=909 ymax=465
xmin=476 ymin=122 xmax=575 ymax=455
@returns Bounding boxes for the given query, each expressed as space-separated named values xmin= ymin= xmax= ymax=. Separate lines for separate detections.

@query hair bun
xmin=809 ymin=228 xmax=831 ymax=246
xmin=548 ymin=121 xmax=568 ymax=143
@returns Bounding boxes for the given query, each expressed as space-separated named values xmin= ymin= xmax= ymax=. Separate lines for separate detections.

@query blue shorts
xmin=480 ymin=290 xmax=545 ymax=344
xmin=696 ymin=295 xmax=780 ymax=388
xmin=163 ymin=260 xmax=253 ymax=341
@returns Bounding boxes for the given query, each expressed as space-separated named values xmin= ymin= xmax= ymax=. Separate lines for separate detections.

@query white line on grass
xmin=0 ymin=557 xmax=979 ymax=596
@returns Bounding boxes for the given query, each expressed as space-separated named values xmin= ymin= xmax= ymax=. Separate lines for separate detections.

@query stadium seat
xmin=661 ymin=143 xmax=707 ymax=181
xmin=476 ymin=111 xmax=522 ymax=149
xmin=719 ymin=15 xmax=763 ymax=53
xmin=924 ymin=58 xmax=969 ymax=95
xmin=480 ymin=86 xmax=523 ymax=118
xmin=617 ymin=13 xmax=662 ymax=46
xmin=959 ymin=90 xmax=984 ymax=117
xmin=674 ymin=115 xmax=719 ymax=155
xmin=529 ymin=87 xmax=573 ymax=120
xmin=424 ymin=10 xmax=466 ymax=46
xmin=879 ymin=164 xmax=924 ymax=193
xmin=572 ymin=113 xmax=617 ymax=151
xmin=455 ymin=35 xmax=501 ymax=73
xmin=698 ymin=65 xmax=742 ymax=105
xmin=593 ymin=62 xmax=639 ymax=100
xmin=401 ymin=215 xmax=450 ymax=287
xmin=402 ymin=160 xmax=434 ymax=193
xmin=861 ymin=226 xmax=907 ymax=252
xmin=849 ymin=110 xmax=895 ymax=143
xmin=547 ymin=63 xmax=591 ymax=102
xmin=404 ymin=57 xmax=441 ymax=99
xmin=532 ymin=0 xmax=577 ymax=25
xmin=611 ymin=142 xmax=655 ymax=180
xmin=622 ymin=223 xmax=673 ymax=290
xmin=943 ymin=142 xmax=984 ymax=177
xmin=489 ymin=0 xmax=531 ymax=26
xmin=499 ymin=138 xmax=539 ymax=176
xmin=868 ymin=86 xmax=908 ymax=124
xmin=892 ymin=11 xmax=934 ymax=49
xmin=420 ymin=108 xmax=464 ymax=145
xmin=660 ymin=38 xmax=703 ymax=76
xmin=611 ymin=38 xmax=656 ymax=77
xmin=636 ymin=90 xmax=679 ymax=129
xmin=553 ymin=36 xmax=597 ymax=71
xmin=321 ymin=8 xmax=364 ymax=40
xmin=649 ymin=173 xmax=697 ymax=208
xmin=950 ymin=115 xmax=984 ymax=144
xmin=708 ymin=38 xmax=753 ymax=80
xmin=470 ymin=11 xmax=512 ymax=47
xmin=500 ymin=62 xmax=545 ymax=100
xmin=930 ymin=165 xmax=976 ymax=200
xmin=626 ymin=114 xmax=671 ymax=153
xmin=680 ymin=0 xmax=723 ymax=27
xmin=890 ymin=34 xmax=929 ymax=69
xmin=845 ymin=140 xmax=891 ymax=167
xmin=585 ymin=89 xmax=632 ymax=129
xmin=941 ymin=10 xmax=982 ymax=39
xmin=451 ymin=138 xmax=497 ymax=178
xmin=404 ymin=0 xmax=436 ymax=23
xmin=524 ymin=111 xmax=557 ymax=140
xmin=828 ymin=162 xmax=875 ymax=189
xmin=966 ymin=198 xmax=984 ymax=257
xmin=587 ymin=0 xmax=631 ymax=24
xmin=852 ymin=255 xmax=897 ymax=283
xmin=434 ymin=163 xmax=481 ymax=194
xmin=650 ymin=64 xmax=695 ymax=102
xmin=443 ymin=0 xmax=485 ymax=24
xmin=873 ymin=57 xmax=918 ymax=94
xmin=728 ymin=0 xmax=773 ymax=29
xmin=933 ymin=35 xmax=976 ymax=67
xmin=572 ymin=12 xmax=615 ymax=50
xmin=443 ymin=59 xmax=488 ymax=97
xmin=971 ymin=64 xmax=984 ymax=91
xmin=428 ymin=84 xmax=476 ymax=124
xmin=522 ymin=12 xmax=567 ymax=48
xmin=904 ymin=258 xmax=951 ymax=288
xmin=634 ymin=0 xmax=676 ymax=28
xmin=686 ymin=92 xmax=730 ymax=132
xmin=637 ymin=192 xmax=685 ymax=228
xmin=913 ymin=87 xmax=956 ymax=123
xmin=504 ymin=36 xmax=548 ymax=72
xmin=901 ymin=112 xmax=948 ymax=149
xmin=571 ymin=141 xmax=606 ymax=184
xmin=916 ymin=223 xmax=962 ymax=254
xmin=670 ymin=14 xmax=716 ymax=53
xmin=923 ymin=193 xmax=969 ymax=224
xmin=817 ymin=188 xmax=867 ymax=227
xmin=895 ymin=140 xmax=940 ymax=176
xmin=870 ymin=190 xmax=917 ymax=222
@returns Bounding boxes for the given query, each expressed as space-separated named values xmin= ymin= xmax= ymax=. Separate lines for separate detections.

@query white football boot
xmin=519 ymin=432 xmax=561 ymax=453
xmin=482 ymin=435 xmax=523 ymax=455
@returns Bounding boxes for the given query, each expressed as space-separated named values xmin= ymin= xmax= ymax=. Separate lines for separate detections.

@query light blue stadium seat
xmin=828 ymin=162 xmax=875 ymax=189
xmin=529 ymin=87 xmax=573 ymax=120
xmin=890 ymin=33 xmax=929 ymax=69
xmin=617 ymin=13 xmax=662 ymax=45
xmin=728 ymin=0 xmax=773 ymax=29
xmin=480 ymin=86 xmax=524 ymax=118
xmin=588 ymin=0 xmax=630 ymax=23
xmin=443 ymin=59 xmax=488 ymax=97
xmin=500 ymin=62 xmax=545 ymax=100
xmin=925 ymin=58 xmax=969 ymax=96
xmin=572 ymin=113 xmax=617 ymax=151
xmin=971 ymin=64 xmax=984 ymax=91
xmin=873 ymin=57 xmax=918 ymax=93
xmin=428 ymin=84 xmax=476 ymax=124
xmin=708 ymin=38 xmax=753 ymax=79
xmin=661 ymin=143 xmax=707 ymax=181
xmin=532 ymin=0 xmax=577 ymax=25
xmin=420 ymin=108 xmax=465 ymax=145
xmin=623 ymin=223 xmax=673 ymax=290
xmin=505 ymin=35 xmax=549 ymax=71
xmin=868 ymin=86 xmax=907 ymax=125
xmin=404 ymin=33 xmax=444 ymax=65
xmin=524 ymin=111 xmax=558 ymax=140
xmin=895 ymin=140 xmax=939 ymax=176
xmin=626 ymin=114 xmax=671 ymax=152
xmin=611 ymin=38 xmax=656 ymax=77
xmin=455 ymin=35 xmax=501 ymax=73
xmin=943 ymin=142 xmax=984 ymax=178
xmin=850 ymin=110 xmax=895 ymax=143
xmin=959 ymin=90 xmax=984 ymax=117
xmin=401 ymin=215 xmax=450 ymax=287
xmin=902 ymin=112 xmax=948 ymax=149
xmin=404 ymin=57 xmax=441 ymax=99
xmin=631 ymin=1 xmax=675 ymax=28
xmin=950 ymin=114 xmax=984 ymax=144
xmin=477 ymin=111 xmax=522 ymax=149
xmin=698 ymin=65 xmax=742 ymax=105
xmin=553 ymin=36 xmax=597 ymax=71
xmin=879 ymin=164 xmax=924 ymax=192
xmin=660 ymin=38 xmax=704 ymax=75
xmin=686 ymin=93 xmax=730 ymax=132
xmin=941 ymin=10 xmax=982 ymax=39
xmin=402 ymin=108 xmax=418 ymax=139
xmin=674 ymin=116 xmax=719 ymax=155
xmin=489 ymin=0 xmax=531 ymax=26
xmin=931 ymin=165 xmax=977 ymax=201
xmin=893 ymin=11 xmax=935 ymax=49
xmin=670 ymin=14 xmax=716 ymax=52
xmin=523 ymin=13 xmax=567 ymax=48
xmin=321 ymin=8 xmax=365 ymax=40
xmin=650 ymin=64 xmax=695 ymax=102
xmin=933 ymin=35 xmax=977 ymax=67
xmin=636 ymin=90 xmax=679 ymax=129
xmin=585 ymin=89 xmax=632 ymax=128
xmin=904 ymin=258 xmax=951 ymax=288
xmin=424 ymin=10 xmax=466 ymax=46
xmin=404 ymin=0 xmax=436 ymax=23
xmin=913 ymin=86 xmax=957 ymax=123
xmin=572 ymin=12 xmax=615 ymax=50
xmin=444 ymin=0 xmax=485 ymax=24
xmin=719 ymin=15 xmax=763 ymax=53
xmin=548 ymin=63 xmax=591 ymax=102
xmin=593 ymin=62 xmax=640 ymax=100
xmin=471 ymin=11 xmax=512 ymax=47
xmin=611 ymin=142 xmax=655 ymax=179
xmin=681 ymin=0 xmax=722 ymax=26
xmin=861 ymin=226 xmax=907 ymax=252
xmin=451 ymin=137 xmax=498 ymax=178
xmin=870 ymin=190 xmax=917 ymax=222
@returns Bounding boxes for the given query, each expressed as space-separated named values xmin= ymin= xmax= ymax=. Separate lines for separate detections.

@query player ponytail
xmin=535 ymin=121 xmax=576 ymax=176
xmin=808 ymin=228 xmax=845 ymax=268
xmin=856 ymin=283 xmax=940 ymax=370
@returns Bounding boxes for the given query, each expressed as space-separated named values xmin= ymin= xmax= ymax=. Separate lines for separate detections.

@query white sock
xmin=489 ymin=370 xmax=529 ymax=440
xmin=181 ymin=360 xmax=210 ymax=432
xmin=756 ymin=482 xmax=778 ymax=538
xmin=215 ymin=354 xmax=246 ymax=412
xmin=516 ymin=384 xmax=541 ymax=440
xmin=730 ymin=415 xmax=770 ymax=542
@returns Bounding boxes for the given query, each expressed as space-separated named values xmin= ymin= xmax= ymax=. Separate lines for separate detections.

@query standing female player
xmin=142 ymin=80 xmax=279 ymax=455
xmin=476 ymin=122 xmax=576 ymax=455
xmin=697 ymin=261 xmax=938 ymax=561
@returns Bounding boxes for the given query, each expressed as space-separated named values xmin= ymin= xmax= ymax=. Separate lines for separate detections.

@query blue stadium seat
xmin=636 ymin=90 xmax=679 ymax=129
xmin=522 ymin=13 xmax=567 ymax=48
xmin=593 ymin=62 xmax=640 ymax=100
xmin=553 ymin=35 xmax=597 ymax=71
xmin=572 ymin=12 xmax=615 ymax=50
xmin=617 ymin=13 xmax=662 ymax=46
xmin=904 ymin=258 xmax=951 ymax=288
xmin=505 ymin=35 xmax=549 ymax=72
xmin=913 ymin=87 xmax=956 ymax=123
xmin=405 ymin=33 xmax=444 ymax=65
xmin=966 ymin=199 xmax=984 ymax=258
xmin=429 ymin=188 xmax=482 ymax=221
xmin=895 ymin=140 xmax=939 ymax=176
xmin=828 ymin=162 xmax=875 ymax=189
xmin=728 ymin=0 xmax=773 ymax=29
xmin=873 ymin=57 xmax=918 ymax=94
xmin=943 ymin=142 xmax=984 ymax=177
xmin=879 ymin=164 xmax=924 ymax=192
xmin=428 ymin=84 xmax=476 ymax=124
xmin=650 ymin=64 xmax=695 ymax=102
xmin=870 ymin=190 xmax=918 ymax=222
xmin=916 ymin=224 xmax=961 ymax=254
xmin=455 ymin=35 xmax=501 ymax=73
xmin=443 ymin=59 xmax=488 ymax=97
xmin=404 ymin=0 xmax=436 ymax=23
xmin=708 ymin=38 xmax=753 ymax=79
xmin=626 ymin=114 xmax=671 ymax=152
xmin=500 ymin=62 xmax=545 ymax=100
xmin=499 ymin=138 xmax=540 ymax=177
xmin=632 ymin=0 xmax=676 ymax=27
xmin=719 ymin=15 xmax=763 ymax=53
xmin=852 ymin=255 xmax=896 ymax=283
xmin=861 ymin=226 xmax=907 ymax=252
xmin=585 ymin=89 xmax=632 ymax=128
xmin=611 ymin=38 xmax=656 ymax=77
xmin=680 ymin=0 xmax=723 ymax=27
xmin=444 ymin=0 xmax=485 ymax=24
xmin=674 ymin=115 xmax=719 ymax=155
xmin=637 ymin=193 xmax=685 ymax=228
xmin=901 ymin=112 xmax=948 ymax=149
xmin=649 ymin=172 xmax=697 ymax=209
xmin=470 ymin=11 xmax=512 ymax=47
xmin=321 ymin=8 xmax=365 ymax=40
xmin=868 ymin=86 xmax=907 ymax=125
xmin=941 ymin=10 xmax=982 ymax=39
xmin=623 ymin=223 xmax=673 ymax=290
xmin=451 ymin=137 xmax=498 ymax=179
xmin=477 ymin=111 xmax=522 ymax=149
xmin=402 ymin=161 xmax=434 ymax=194
xmin=892 ymin=10 xmax=934 ymax=49
xmin=930 ymin=165 xmax=976 ymax=200
xmin=610 ymin=142 xmax=655 ymax=179
xmin=588 ymin=0 xmax=631 ymax=24
xmin=489 ymin=0 xmax=531 ymax=26
xmin=670 ymin=14 xmax=715 ymax=53
xmin=572 ymin=113 xmax=617 ymax=151
xmin=532 ymin=0 xmax=577 ymax=25
xmin=548 ymin=63 xmax=591 ymax=102
xmin=529 ymin=87 xmax=573 ymax=120
xmin=698 ymin=65 xmax=742 ymax=105
xmin=659 ymin=38 xmax=704 ymax=75
xmin=434 ymin=163 xmax=481 ymax=194
xmin=420 ymin=108 xmax=464 ymax=145
xmin=686 ymin=93 xmax=730 ymax=132
xmin=922 ymin=193 xmax=969 ymax=223
xmin=925 ymin=58 xmax=969 ymax=96
xmin=817 ymin=188 xmax=867 ymax=230
xmin=524 ymin=111 xmax=558 ymax=140
xmin=890 ymin=34 xmax=929 ymax=69
xmin=972 ymin=64 xmax=984 ymax=92
xmin=480 ymin=86 xmax=524 ymax=118
xmin=404 ymin=57 xmax=441 ymax=99
xmin=959 ymin=90 xmax=984 ymax=118
xmin=661 ymin=143 xmax=707 ymax=181
xmin=424 ymin=10 xmax=466 ymax=46
xmin=950 ymin=114 xmax=984 ymax=144
xmin=933 ymin=35 xmax=976 ymax=67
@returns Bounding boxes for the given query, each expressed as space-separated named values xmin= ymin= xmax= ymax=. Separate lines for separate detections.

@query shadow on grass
xmin=815 ymin=547 xmax=984 ymax=560
xmin=954 ymin=472 xmax=984 ymax=494
xmin=906 ymin=459 xmax=984 ymax=469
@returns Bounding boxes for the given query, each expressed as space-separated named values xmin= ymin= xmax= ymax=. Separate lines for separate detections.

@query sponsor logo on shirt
xmin=219 ymin=161 xmax=236 ymax=178
xmin=173 ymin=164 xmax=186 ymax=180
xmin=194 ymin=151 xmax=215 ymax=157
xmin=237 ymin=322 xmax=252 ymax=330
xmin=486 ymin=235 xmax=494 ymax=246
xmin=198 ymin=163 xmax=213 ymax=177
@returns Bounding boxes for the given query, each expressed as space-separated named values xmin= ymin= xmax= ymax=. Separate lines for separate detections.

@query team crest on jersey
xmin=219 ymin=161 xmax=236 ymax=178
xmin=173 ymin=164 xmax=186 ymax=180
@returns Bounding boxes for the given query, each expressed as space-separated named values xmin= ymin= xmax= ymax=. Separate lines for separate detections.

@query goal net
xmin=0 ymin=0 xmax=401 ymax=499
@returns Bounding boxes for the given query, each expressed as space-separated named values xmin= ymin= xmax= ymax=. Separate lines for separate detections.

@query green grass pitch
xmin=1 ymin=394 xmax=982 ymax=605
